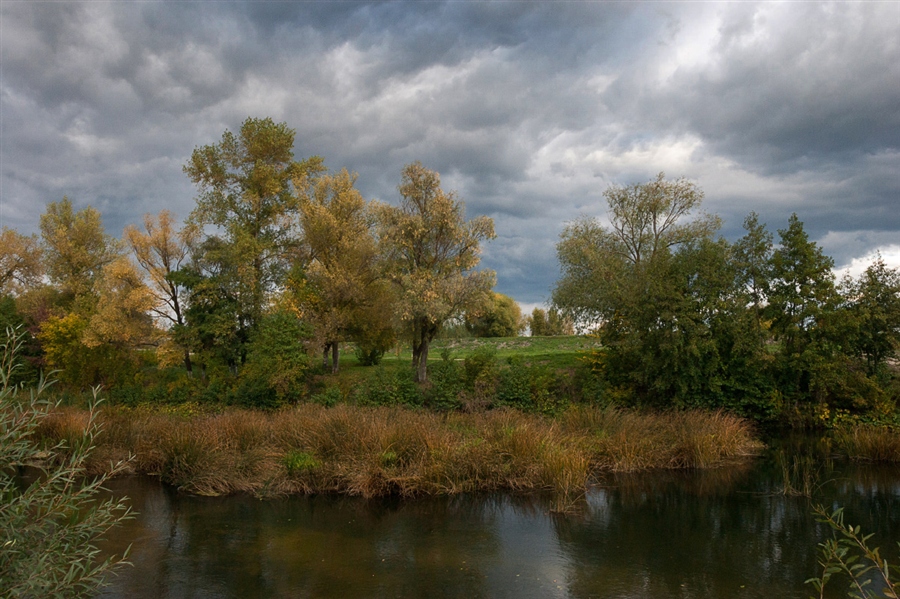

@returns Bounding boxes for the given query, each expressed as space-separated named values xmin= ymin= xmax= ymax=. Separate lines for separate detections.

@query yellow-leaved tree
xmin=295 ymin=169 xmax=390 ymax=373
xmin=39 ymin=197 xmax=120 ymax=302
xmin=376 ymin=162 xmax=495 ymax=382
xmin=82 ymin=256 xmax=157 ymax=350
xmin=124 ymin=210 xmax=196 ymax=372
xmin=0 ymin=228 xmax=43 ymax=296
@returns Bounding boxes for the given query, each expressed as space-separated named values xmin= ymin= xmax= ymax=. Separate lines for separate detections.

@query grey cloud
xmin=1 ymin=1 xmax=897 ymax=306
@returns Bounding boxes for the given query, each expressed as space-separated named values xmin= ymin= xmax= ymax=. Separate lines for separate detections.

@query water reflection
xmin=96 ymin=458 xmax=900 ymax=599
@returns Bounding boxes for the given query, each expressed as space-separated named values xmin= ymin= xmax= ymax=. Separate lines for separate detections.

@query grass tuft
xmin=834 ymin=425 xmax=900 ymax=462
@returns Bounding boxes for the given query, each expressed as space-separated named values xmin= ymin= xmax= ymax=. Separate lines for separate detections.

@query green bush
xmin=496 ymin=356 xmax=532 ymax=409
xmin=359 ymin=366 xmax=422 ymax=407
xmin=425 ymin=357 xmax=464 ymax=411
xmin=354 ymin=341 xmax=386 ymax=366
xmin=310 ymin=386 xmax=342 ymax=407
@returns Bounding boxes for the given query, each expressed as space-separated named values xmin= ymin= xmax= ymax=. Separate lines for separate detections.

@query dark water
xmin=95 ymin=448 xmax=900 ymax=599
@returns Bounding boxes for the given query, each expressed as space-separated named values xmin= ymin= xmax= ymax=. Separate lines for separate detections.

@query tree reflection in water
xmin=95 ymin=457 xmax=900 ymax=599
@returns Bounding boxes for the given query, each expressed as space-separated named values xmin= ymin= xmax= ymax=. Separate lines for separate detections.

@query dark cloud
xmin=1 ymin=1 xmax=897 ymax=307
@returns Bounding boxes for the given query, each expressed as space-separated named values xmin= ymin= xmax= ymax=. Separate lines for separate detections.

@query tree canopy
xmin=377 ymin=162 xmax=495 ymax=382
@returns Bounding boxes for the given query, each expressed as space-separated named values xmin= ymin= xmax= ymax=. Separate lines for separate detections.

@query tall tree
xmin=0 ymin=228 xmax=43 ymax=296
xmin=39 ymin=197 xmax=119 ymax=302
xmin=124 ymin=210 xmax=196 ymax=371
xmin=183 ymin=117 xmax=324 ymax=330
xmin=296 ymin=169 xmax=381 ymax=373
xmin=376 ymin=162 xmax=495 ymax=382
xmin=766 ymin=214 xmax=841 ymax=406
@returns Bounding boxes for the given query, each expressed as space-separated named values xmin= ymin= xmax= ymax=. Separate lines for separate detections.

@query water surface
xmin=95 ymin=449 xmax=900 ymax=598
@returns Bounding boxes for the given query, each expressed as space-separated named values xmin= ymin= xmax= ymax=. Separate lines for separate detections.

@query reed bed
xmin=35 ymin=404 xmax=762 ymax=500
xmin=834 ymin=424 xmax=900 ymax=463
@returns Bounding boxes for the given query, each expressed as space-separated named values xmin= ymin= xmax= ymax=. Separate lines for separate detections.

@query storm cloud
xmin=1 ymin=1 xmax=897 ymax=304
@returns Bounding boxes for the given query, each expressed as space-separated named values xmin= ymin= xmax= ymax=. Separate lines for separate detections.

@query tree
xmin=0 ymin=327 xmax=132 ymax=597
xmin=376 ymin=162 xmax=495 ymax=382
xmin=124 ymin=210 xmax=196 ymax=372
xmin=184 ymin=117 xmax=324 ymax=331
xmin=466 ymin=292 xmax=522 ymax=338
xmin=528 ymin=308 xmax=549 ymax=337
xmin=36 ymin=199 xmax=135 ymax=388
xmin=553 ymin=173 xmax=719 ymax=328
xmin=527 ymin=307 xmax=573 ymax=337
xmin=0 ymin=228 xmax=43 ymax=296
xmin=82 ymin=256 xmax=157 ymax=351
xmin=39 ymin=197 xmax=119 ymax=302
xmin=169 ymin=239 xmax=248 ymax=376
xmin=295 ymin=169 xmax=382 ymax=373
xmin=841 ymin=256 xmax=900 ymax=379
xmin=766 ymin=214 xmax=842 ymax=406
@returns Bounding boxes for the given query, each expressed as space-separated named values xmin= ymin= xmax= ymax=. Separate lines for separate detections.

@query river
xmin=95 ymin=442 xmax=900 ymax=598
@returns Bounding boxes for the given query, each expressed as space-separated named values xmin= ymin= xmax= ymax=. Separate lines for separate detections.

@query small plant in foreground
xmin=0 ymin=327 xmax=133 ymax=598
xmin=807 ymin=505 xmax=899 ymax=599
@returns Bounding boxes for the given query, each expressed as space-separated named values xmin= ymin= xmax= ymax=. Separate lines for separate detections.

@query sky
xmin=1 ymin=1 xmax=898 ymax=309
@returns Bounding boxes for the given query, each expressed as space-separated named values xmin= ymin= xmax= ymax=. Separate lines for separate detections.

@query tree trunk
xmin=183 ymin=350 xmax=193 ymax=375
xmin=331 ymin=341 xmax=339 ymax=374
xmin=417 ymin=339 xmax=429 ymax=382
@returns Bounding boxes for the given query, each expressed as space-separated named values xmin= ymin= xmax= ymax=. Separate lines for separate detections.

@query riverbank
xmin=37 ymin=404 xmax=762 ymax=502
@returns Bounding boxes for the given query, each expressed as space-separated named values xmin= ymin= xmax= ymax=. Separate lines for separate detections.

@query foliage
xmin=282 ymin=450 xmax=321 ymax=475
xmin=295 ymin=168 xmax=385 ymax=373
xmin=841 ymin=256 xmax=900 ymax=380
xmin=355 ymin=365 xmax=423 ymax=407
xmin=767 ymin=214 xmax=843 ymax=409
xmin=553 ymin=172 xmax=719 ymax=327
xmin=376 ymin=162 xmax=495 ymax=382
xmin=0 ymin=327 xmax=133 ymax=597
xmin=124 ymin=209 xmax=196 ymax=371
xmin=0 ymin=228 xmax=43 ymax=296
xmin=807 ymin=505 xmax=899 ymax=599
xmin=38 ymin=312 xmax=136 ymax=389
xmin=465 ymin=292 xmax=523 ymax=338
xmin=82 ymin=256 xmax=157 ymax=350
xmin=528 ymin=307 xmax=574 ymax=336
xmin=235 ymin=309 xmax=314 ymax=407
xmin=184 ymin=117 xmax=325 ymax=333
xmin=39 ymin=197 xmax=120 ymax=301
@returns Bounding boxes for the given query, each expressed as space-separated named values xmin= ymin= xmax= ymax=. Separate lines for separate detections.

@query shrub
xmin=425 ymin=357 xmax=464 ymax=411
xmin=359 ymin=366 xmax=422 ymax=407
xmin=0 ymin=327 xmax=133 ymax=597
xmin=354 ymin=341 xmax=386 ymax=366
xmin=310 ymin=386 xmax=342 ymax=408
xmin=496 ymin=356 xmax=532 ymax=409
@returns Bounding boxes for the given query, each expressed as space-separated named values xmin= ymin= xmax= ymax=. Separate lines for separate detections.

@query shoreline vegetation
xmin=38 ymin=404 xmax=763 ymax=503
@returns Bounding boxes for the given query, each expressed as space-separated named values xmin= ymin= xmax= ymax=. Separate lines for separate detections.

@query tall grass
xmin=834 ymin=425 xmax=900 ymax=463
xmin=35 ymin=405 xmax=762 ymax=501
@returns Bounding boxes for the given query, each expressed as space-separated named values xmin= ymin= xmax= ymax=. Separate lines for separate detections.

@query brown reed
xmin=834 ymin=424 xmax=900 ymax=463
xmin=33 ymin=404 xmax=763 ymax=499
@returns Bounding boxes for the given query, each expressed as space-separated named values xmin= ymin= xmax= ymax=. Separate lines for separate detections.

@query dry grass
xmin=834 ymin=425 xmax=900 ymax=463
xmin=34 ymin=404 xmax=763 ymax=501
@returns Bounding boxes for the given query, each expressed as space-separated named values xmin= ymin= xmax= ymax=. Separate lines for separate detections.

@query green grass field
xmin=337 ymin=335 xmax=599 ymax=371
